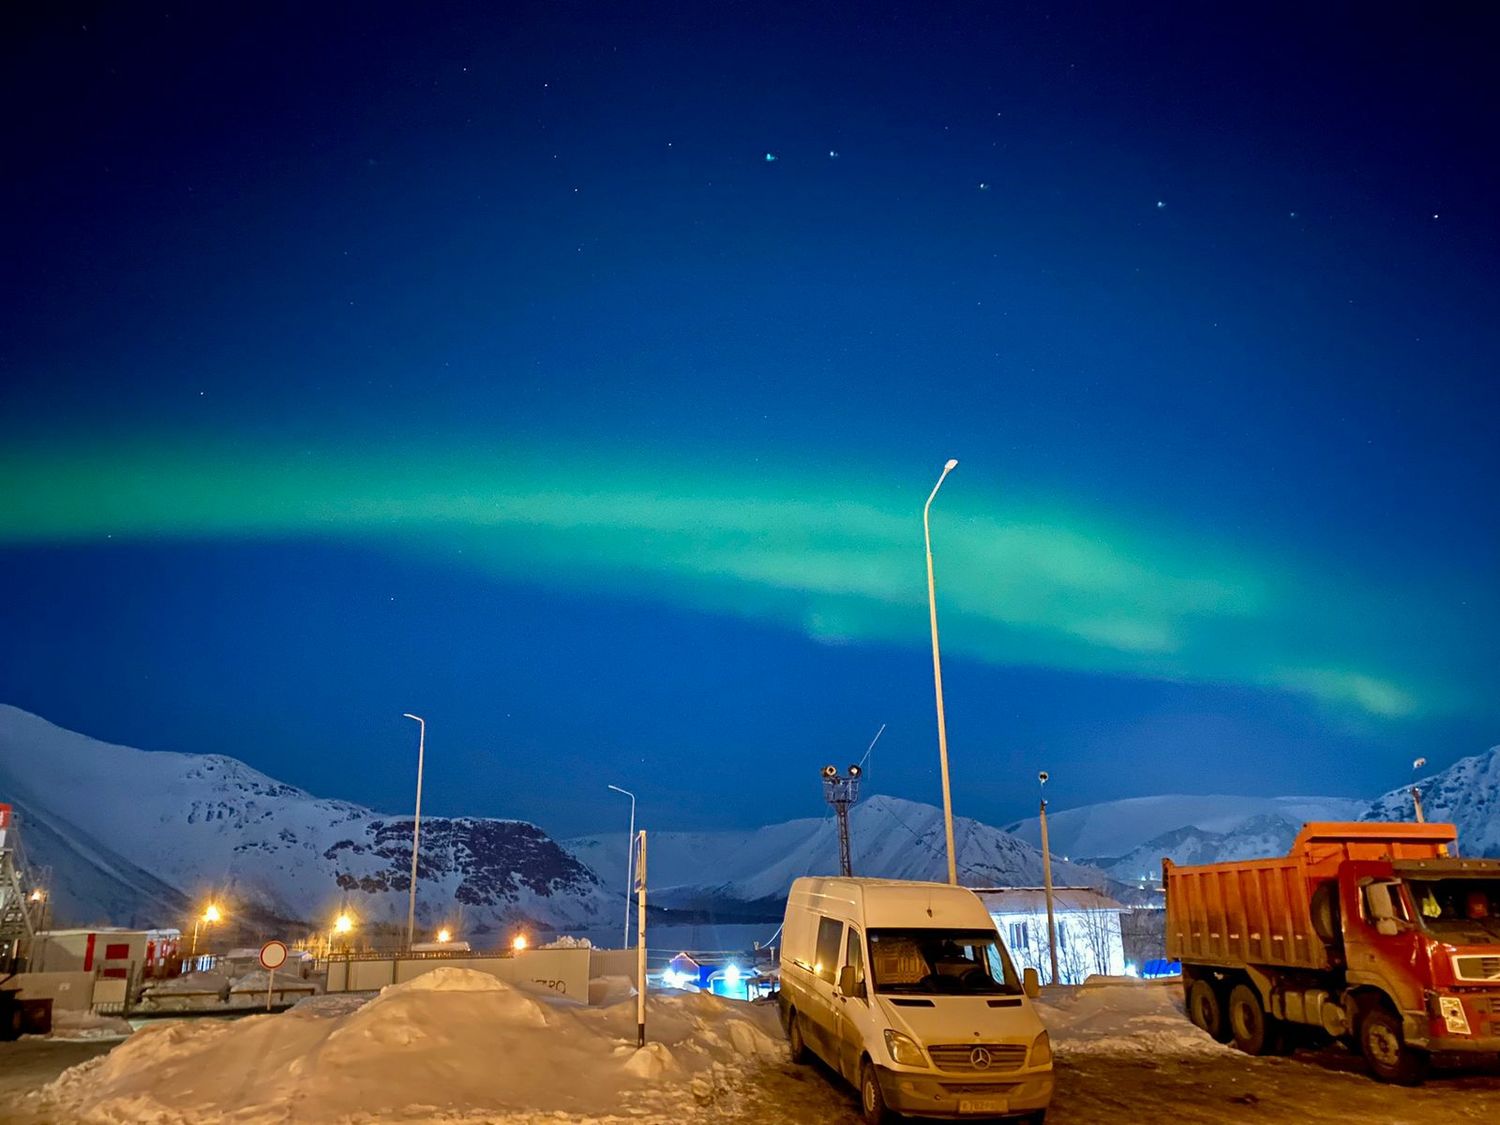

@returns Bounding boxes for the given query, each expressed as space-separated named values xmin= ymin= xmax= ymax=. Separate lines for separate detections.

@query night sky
xmin=3 ymin=2 xmax=1497 ymax=838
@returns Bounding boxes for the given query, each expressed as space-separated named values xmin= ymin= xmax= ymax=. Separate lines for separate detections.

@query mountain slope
xmin=1004 ymin=793 xmax=1368 ymax=862
xmin=1364 ymin=746 xmax=1500 ymax=855
xmin=566 ymin=793 xmax=1110 ymax=908
xmin=0 ymin=706 xmax=614 ymax=932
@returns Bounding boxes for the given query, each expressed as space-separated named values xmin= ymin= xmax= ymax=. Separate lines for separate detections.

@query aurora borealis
xmin=3 ymin=4 xmax=1497 ymax=832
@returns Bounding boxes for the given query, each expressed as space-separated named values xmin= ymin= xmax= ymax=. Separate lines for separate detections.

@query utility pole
xmin=403 ymin=714 xmax=426 ymax=950
xmin=1410 ymin=757 xmax=1427 ymax=823
xmin=1038 ymin=771 xmax=1060 ymax=986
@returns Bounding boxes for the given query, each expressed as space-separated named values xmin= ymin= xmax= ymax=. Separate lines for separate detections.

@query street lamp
xmin=437 ymin=928 xmax=452 ymax=944
xmin=512 ymin=933 xmax=528 ymax=952
xmin=402 ymin=713 xmax=426 ymax=950
xmin=1038 ymin=771 xmax=1060 ymax=986
xmin=607 ymin=784 xmax=636 ymax=948
xmin=924 ymin=457 xmax=960 ymax=885
xmin=331 ymin=912 xmax=354 ymax=955
xmin=190 ymin=903 xmax=223 ymax=961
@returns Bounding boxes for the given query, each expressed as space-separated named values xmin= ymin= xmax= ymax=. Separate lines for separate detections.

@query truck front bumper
xmin=875 ymin=1064 xmax=1054 ymax=1119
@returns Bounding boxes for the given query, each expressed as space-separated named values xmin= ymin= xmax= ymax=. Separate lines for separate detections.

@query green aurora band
xmin=0 ymin=439 xmax=1470 ymax=721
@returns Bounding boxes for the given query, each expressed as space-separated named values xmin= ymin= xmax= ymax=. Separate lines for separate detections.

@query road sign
xmin=259 ymin=940 xmax=288 ymax=970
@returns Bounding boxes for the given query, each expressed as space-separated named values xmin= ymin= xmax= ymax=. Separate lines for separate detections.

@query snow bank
xmin=32 ymin=1008 xmax=134 ymax=1041
xmin=40 ymin=968 xmax=789 ymax=1123
xmin=1038 ymin=979 xmax=1224 ymax=1057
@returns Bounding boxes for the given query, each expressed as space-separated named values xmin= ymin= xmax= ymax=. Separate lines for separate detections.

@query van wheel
xmin=1188 ymin=980 xmax=1230 ymax=1043
xmin=1228 ymin=983 xmax=1276 ymax=1055
xmin=1359 ymin=1007 xmax=1429 ymax=1085
xmin=859 ymin=1060 xmax=891 ymax=1125
xmin=786 ymin=1011 xmax=809 ymax=1064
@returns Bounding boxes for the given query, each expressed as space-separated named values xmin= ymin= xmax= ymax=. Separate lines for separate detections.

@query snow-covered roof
xmin=971 ymin=887 xmax=1127 ymax=914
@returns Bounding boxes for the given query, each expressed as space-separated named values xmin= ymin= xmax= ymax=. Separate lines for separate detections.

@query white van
xmin=779 ymin=877 xmax=1053 ymax=1124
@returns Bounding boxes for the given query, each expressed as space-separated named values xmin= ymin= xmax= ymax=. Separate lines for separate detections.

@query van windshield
xmin=866 ymin=929 xmax=1021 ymax=995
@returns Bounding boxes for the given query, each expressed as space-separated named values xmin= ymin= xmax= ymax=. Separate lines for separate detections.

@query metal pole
xmin=403 ymin=714 xmax=426 ymax=950
xmin=924 ymin=458 xmax=959 ymax=885
xmin=1039 ymin=796 xmax=1060 ymax=986
xmin=608 ymin=785 xmax=637 ymax=948
xmin=635 ymin=829 xmax=647 ymax=1048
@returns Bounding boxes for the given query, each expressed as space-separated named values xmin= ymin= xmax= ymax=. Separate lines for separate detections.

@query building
xmin=32 ymin=928 xmax=182 ymax=979
xmin=972 ymin=887 xmax=1127 ymax=985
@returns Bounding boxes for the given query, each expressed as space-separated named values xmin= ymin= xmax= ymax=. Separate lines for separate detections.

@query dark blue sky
xmin=3 ymin=2 xmax=1496 ymax=836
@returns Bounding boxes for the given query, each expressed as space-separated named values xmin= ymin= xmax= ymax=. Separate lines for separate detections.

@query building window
xmin=1009 ymin=922 xmax=1029 ymax=953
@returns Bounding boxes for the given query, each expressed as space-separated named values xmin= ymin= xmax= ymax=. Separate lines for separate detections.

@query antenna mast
xmin=821 ymin=764 xmax=863 ymax=877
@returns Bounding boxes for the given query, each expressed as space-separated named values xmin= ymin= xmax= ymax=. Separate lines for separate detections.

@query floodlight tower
xmin=821 ymin=764 xmax=863 ymax=877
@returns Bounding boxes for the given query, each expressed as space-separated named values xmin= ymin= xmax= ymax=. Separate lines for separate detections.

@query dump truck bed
xmin=1164 ymin=821 xmax=1457 ymax=972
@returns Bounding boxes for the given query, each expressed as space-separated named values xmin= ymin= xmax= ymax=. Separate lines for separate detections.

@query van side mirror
xmin=1023 ymin=967 xmax=1040 ymax=999
xmin=838 ymin=965 xmax=864 ymax=999
xmin=1375 ymin=918 xmax=1399 ymax=937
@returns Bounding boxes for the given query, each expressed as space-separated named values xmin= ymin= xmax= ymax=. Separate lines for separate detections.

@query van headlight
xmin=1028 ymin=1031 xmax=1052 ymax=1067
xmin=883 ymin=1029 xmax=928 ymax=1067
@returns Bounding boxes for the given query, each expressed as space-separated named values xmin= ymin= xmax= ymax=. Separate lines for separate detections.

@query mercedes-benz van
xmin=779 ymin=877 xmax=1053 ymax=1124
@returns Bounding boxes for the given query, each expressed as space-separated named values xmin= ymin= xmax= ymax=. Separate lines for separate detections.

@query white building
xmin=972 ymin=887 xmax=1127 ymax=985
xmin=32 ymin=928 xmax=182 ymax=979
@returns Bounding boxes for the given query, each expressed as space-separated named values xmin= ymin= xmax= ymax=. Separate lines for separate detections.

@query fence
xmin=323 ymin=947 xmax=591 ymax=1002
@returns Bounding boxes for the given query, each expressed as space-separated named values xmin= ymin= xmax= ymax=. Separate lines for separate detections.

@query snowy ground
xmin=16 ymin=974 xmax=1500 ymax=1124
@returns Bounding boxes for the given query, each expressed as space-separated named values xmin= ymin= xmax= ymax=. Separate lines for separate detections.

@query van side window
xmin=845 ymin=927 xmax=865 ymax=993
xmin=814 ymin=916 xmax=844 ymax=983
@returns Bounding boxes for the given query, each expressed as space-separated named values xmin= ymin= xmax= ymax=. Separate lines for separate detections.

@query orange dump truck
xmin=1164 ymin=821 xmax=1500 ymax=1083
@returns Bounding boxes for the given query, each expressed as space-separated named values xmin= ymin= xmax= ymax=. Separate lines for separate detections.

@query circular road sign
xmin=259 ymin=940 xmax=289 ymax=971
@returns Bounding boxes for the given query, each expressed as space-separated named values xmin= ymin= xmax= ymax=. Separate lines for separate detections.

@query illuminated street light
xmin=512 ymin=933 xmax=528 ymax=952
xmin=923 ymin=457 xmax=960 ymax=885
xmin=437 ymin=928 xmax=452 ymax=943
xmin=190 ymin=902 xmax=224 ymax=959
xmin=334 ymin=913 xmax=353 ymax=934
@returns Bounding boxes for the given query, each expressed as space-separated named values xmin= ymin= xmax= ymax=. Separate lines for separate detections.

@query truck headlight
xmin=1028 ymin=1031 xmax=1052 ymax=1067
xmin=883 ymin=1029 xmax=928 ymax=1067
xmin=1438 ymin=996 xmax=1471 ymax=1035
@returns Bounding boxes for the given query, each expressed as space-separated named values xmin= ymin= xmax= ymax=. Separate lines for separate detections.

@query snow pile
xmin=39 ymin=967 xmax=789 ymax=1123
xmin=35 ymin=1008 xmax=134 ymax=1041
xmin=1037 ymin=980 xmax=1224 ymax=1058
xmin=139 ymin=971 xmax=229 ymax=1000
xmin=541 ymin=934 xmax=593 ymax=949
xmin=228 ymin=969 xmax=319 ymax=994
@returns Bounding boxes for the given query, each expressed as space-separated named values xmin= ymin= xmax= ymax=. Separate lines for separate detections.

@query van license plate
xmin=959 ymin=1098 xmax=1007 ymax=1114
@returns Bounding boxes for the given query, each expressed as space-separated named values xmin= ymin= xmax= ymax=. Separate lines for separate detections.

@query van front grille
xmin=926 ymin=1043 xmax=1028 ymax=1072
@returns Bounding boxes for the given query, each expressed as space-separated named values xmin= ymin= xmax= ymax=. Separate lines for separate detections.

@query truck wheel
xmin=860 ymin=1059 xmax=892 ymax=1125
xmin=786 ymin=1010 xmax=809 ymax=1064
xmin=1359 ymin=1008 xmax=1429 ymax=1086
xmin=1188 ymin=980 xmax=1230 ymax=1043
xmin=1228 ymin=984 xmax=1277 ymax=1055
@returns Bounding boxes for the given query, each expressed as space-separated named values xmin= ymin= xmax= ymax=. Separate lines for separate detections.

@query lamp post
xmin=402 ymin=713 xmax=426 ymax=950
xmin=924 ymin=458 xmax=960 ymax=885
xmin=29 ymin=889 xmax=49 ymax=971
xmin=1037 ymin=772 xmax=1060 ymax=986
xmin=1411 ymin=757 xmax=1428 ymax=823
xmin=190 ymin=903 xmax=222 ymax=962
xmin=607 ymin=784 xmax=636 ymax=947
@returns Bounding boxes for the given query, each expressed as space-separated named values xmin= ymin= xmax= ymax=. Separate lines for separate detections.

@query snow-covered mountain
xmin=1364 ymin=746 xmax=1500 ymax=856
xmin=565 ymin=793 xmax=1110 ymax=909
xmin=1004 ymin=793 xmax=1368 ymax=870
xmin=0 ymin=706 xmax=613 ymax=932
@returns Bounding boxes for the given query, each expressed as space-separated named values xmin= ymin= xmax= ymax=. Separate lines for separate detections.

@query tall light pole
xmin=1038 ymin=772 xmax=1060 ymax=986
xmin=924 ymin=458 xmax=960 ymax=885
xmin=607 ymin=784 xmax=636 ymax=947
xmin=403 ymin=713 xmax=426 ymax=950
